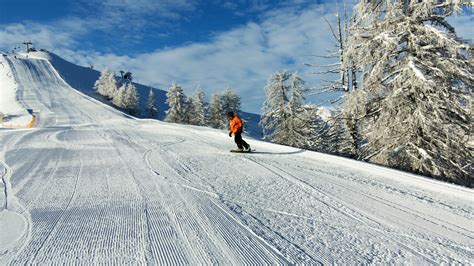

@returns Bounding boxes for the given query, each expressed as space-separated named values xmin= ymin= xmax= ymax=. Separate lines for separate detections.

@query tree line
xmin=261 ymin=0 xmax=472 ymax=187
xmin=164 ymin=82 xmax=242 ymax=129
xmin=93 ymin=70 xmax=242 ymax=129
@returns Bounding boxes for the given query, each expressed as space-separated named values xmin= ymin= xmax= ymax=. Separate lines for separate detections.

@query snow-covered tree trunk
xmin=336 ymin=11 xmax=347 ymax=91
xmin=345 ymin=0 xmax=473 ymax=186
xmin=306 ymin=7 xmax=357 ymax=93
xmin=165 ymin=81 xmax=186 ymax=124
xmin=146 ymin=88 xmax=158 ymax=119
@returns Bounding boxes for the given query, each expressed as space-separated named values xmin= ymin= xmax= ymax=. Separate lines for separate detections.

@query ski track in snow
xmin=0 ymin=146 xmax=31 ymax=264
xmin=0 ymin=55 xmax=472 ymax=264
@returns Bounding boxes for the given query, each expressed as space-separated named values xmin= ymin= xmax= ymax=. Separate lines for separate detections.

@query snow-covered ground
xmin=0 ymin=54 xmax=33 ymax=127
xmin=0 ymin=54 xmax=472 ymax=264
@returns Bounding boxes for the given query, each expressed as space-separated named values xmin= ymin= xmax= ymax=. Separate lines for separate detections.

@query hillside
xmin=0 ymin=53 xmax=472 ymax=264
xmin=18 ymin=51 xmax=262 ymax=137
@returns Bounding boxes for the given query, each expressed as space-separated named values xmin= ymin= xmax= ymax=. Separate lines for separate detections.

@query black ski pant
xmin=234 ymin=130 xmax=249 ymax=150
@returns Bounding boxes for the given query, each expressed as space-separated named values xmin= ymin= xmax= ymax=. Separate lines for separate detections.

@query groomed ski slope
xmin=0 ymin=55 xmax=472 ymax=264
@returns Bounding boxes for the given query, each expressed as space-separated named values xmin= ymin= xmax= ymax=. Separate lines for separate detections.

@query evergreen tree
xmin=94 ymin=69 xmax=112 ymax=97
xmin=284 ymin=73 xmax=318 ymax=148
xmin=182 ymin=96 xmax=193 ymax=124
xmin=260 ymin=71 xmax=319 ymax=149
xmin=112 ymin=85 xmax=126 ymax=109
xmin=221 ymin=88 xmax=241 ymax=115
xmin=321 ymin=111 xmax=356 ymax=156
xmin=105 ymin=72 xmax=119 ymax=99
xmin=288 ymin=73 xmax=305 ymax=113
xmin=190 ymin=86 xmax=206 ymax=126
xmin=123 ymin=82 xmax=139 ymax=115
xmin=94 ymin=69 xmax=119 ymax=100
xmin=209 ymin=93 xmax=226 ymax=129
xmin=345 ymin=0 xmax=473 ymax=186
xmin=146 ymin=88 xmax=158 ymax=118
xmin=260 ymin=71 xmax=291 ymax=141
xmin=165 ymin=81 xmax=186 ymax=123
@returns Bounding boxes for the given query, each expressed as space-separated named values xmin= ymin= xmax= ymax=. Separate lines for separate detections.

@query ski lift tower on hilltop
xmin=22 ymin=41 xmax=33 ymax=52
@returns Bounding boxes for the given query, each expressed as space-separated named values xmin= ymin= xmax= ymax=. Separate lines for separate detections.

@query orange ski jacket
xmin=229 ymin=115 xmax=243 ymax=133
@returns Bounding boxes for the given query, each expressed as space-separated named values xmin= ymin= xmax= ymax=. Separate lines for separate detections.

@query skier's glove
xmin=229 ymin=132 xmax=232 ymax=137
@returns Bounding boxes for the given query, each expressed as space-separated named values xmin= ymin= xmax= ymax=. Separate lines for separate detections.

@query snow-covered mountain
xmin=0 ymin=52 xmax=472 ymax=264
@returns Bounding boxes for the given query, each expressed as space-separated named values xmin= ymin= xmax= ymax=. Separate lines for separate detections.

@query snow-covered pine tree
xmin=260 ymin=71 xmax=320 ymax=148
xmin=112 ymin=84 xmax=126 ymax=109
xmin=165 ymin=81 xmax=186 ymax=123
xmin=123 ymin=82 xmax=139 ymax=115
xmin=260 ymin=71 xmax=290 ymax=141
xmin=146 ymin=88 xmax=158 ymax=118
xmin=94 ymin=69 xmax=119 ymax=100
xmin=323 ymin=110 xmax=358 ymax=156
xmin=221 ymin=88 xmax=241 ymax=115
xmin=94 ymin=69 xmax=112 ymax=97
xmin=105 ymin=72 xmax=119 ymax=99
xmin=345 ymin=0 xmax=473 ymax=186
xmin=190 ymin=86 xmax=206 ymax=126
xmin=283 ymin=73 xmax=320 ymax=148
xmin=182 ymin=96 xmax=194 ymax=124
xmin=209 ymin=93 xmax=226 ymax=129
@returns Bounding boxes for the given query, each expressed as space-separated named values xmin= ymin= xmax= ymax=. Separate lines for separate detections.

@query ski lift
xmin=123 ymin=72 xmax=133 ymax=81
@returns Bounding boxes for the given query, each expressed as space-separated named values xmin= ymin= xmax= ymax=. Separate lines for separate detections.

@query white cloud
xmin=78 ymin=3 xmax=341 ymax=113
xmin=99 ymin=0 xmax=195 ymax=13
xmin=0 ymin=22 xmax=78 ymax=52
xmin=76 ymin=0 xmax=196 ymax=33
xmin=0 ymin=3 xmax=348 ymax=113
xmin=0 ymin=0 xmax=197 ymax=52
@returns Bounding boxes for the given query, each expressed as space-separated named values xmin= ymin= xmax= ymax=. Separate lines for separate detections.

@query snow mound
xmin=0 ymin=211 xmax=27 ymax=252
xmin=0 ymin=55 xmax=32 ymax=128
xmin=17 ymin=51 xmax=52 ymax=61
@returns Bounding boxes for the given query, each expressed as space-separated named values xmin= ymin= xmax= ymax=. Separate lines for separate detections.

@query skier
xmin=228 ymin=111 xmax=251 ymax=152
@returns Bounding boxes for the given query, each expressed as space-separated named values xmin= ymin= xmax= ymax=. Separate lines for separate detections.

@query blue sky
xmin=0 ymin=0 xmax=472 ymax=113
